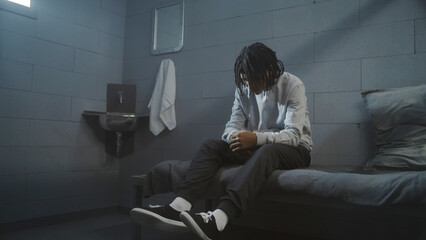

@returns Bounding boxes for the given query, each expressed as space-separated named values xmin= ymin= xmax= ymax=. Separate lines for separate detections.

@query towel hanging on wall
xmin=148 ymin=59 xmax=176 ymax=136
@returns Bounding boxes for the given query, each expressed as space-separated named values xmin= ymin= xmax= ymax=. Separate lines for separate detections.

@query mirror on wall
xmin=151 ymin=1 xmax=184 ymax=55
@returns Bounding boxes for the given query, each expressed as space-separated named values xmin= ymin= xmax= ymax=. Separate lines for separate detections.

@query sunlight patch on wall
xmin=8 ymin=0 xmax=30 ymax=7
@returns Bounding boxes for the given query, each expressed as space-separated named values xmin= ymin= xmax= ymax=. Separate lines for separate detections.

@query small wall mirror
xmin=151 ymin=1 xmax=184 ymax=55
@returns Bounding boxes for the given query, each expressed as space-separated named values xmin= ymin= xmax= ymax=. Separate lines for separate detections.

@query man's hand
xmin=229 ymin=130 xmax=257 ymax=152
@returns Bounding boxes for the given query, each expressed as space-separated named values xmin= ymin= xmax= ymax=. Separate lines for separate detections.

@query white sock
xmin=212 ymin=209 xmax=228 ymax=231
xmin=169 ymin=197 xmax=192 ymax=212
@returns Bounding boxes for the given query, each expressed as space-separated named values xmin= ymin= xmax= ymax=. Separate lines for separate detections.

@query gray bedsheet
xmin=142 ymin=160 xmax=426 ymax=206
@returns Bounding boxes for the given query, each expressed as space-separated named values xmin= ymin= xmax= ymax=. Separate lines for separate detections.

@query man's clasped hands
xmin=229 ymin=130 xmax=258 ymax=156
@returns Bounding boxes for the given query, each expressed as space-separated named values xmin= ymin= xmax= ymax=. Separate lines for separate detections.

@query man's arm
xmin=255 ymin=84 xmax=307 ymax=146
xmin=222 ymin=89 xmax=248 ymax=142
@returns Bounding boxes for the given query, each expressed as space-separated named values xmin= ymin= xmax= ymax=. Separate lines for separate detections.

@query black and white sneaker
xmin=130 ymin=205 xmax=188 ymax=232
xmin=180 ymin=211 xmax=221 ymax=240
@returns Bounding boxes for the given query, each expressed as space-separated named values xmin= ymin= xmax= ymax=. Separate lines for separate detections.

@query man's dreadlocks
xmin=234 ymin=42 xmax=284 ymax=94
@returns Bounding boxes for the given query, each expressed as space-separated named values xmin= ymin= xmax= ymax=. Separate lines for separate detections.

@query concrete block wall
xmin=120 ymin=0 xmax=426 ymax=208
xmin=0 ymin=0 xmax=126 ymax=224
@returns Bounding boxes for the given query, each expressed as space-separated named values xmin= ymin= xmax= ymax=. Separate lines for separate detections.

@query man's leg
xmin=176 ymin=139 xmax=247 ymax=205
xmin=180 ymin=144 xmax=310 ymax=239
xmin=218 ymin=144 xmax=310 ymax=219
xmin=131 ymin=139 xmax=244 ymax=233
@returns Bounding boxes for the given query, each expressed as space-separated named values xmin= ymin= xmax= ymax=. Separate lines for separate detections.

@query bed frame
xmin=131 ymin=174 xmax=426 ymax=240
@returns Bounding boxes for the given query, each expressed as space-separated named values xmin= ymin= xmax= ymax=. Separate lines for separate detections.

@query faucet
xmin=117 ymin=91 xmax=124 ymax=104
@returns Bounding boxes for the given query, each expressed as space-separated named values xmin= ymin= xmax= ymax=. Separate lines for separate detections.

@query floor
xmin=0 ymin=210 xmax=320 ymax=240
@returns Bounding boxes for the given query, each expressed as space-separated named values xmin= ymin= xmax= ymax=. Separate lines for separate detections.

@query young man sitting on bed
xmin=131 ymin=42 xmax=313 ymax=240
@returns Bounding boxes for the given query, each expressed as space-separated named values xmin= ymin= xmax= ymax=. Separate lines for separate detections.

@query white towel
xmin=148 ymin=59 xmax=177 ymax=136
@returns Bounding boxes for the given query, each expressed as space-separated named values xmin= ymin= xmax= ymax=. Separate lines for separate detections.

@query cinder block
xmin=176 ymin=74 xmax=203 ymax=100
xmin=273 ymin=5 xmax=314 ymax=37
xmin=0 ymin=89 xmax=71 ymax=120
xmin=360 ymin=0 xmax=426 ymax=26
xmin=0 ymin=10 xmax=36 ymax=36
xmin=124 ymin=25 xmax=151 ymax=59
xmin=273 ymin=0 xmax=358 ymax=38
xmin=33 ymin=39 xmax=75 ymax=71
xmin=311 ymin=123 xmax=360 ymax=156
xmin=26 ymin=195 xmax=78 ymax=219
xmin=122 ymin=56 xmax=162 ymax=81
xmin=33 ymin=66 xmax=97 ymax=98
xmin=29 ymin=120 xmax=102 ymax=147
xmin=26 ymin=147 xmax=69 ymax=174
xmin=74 ymin=49 xmax=99 ymax=75
xmin=202 ymin=71 xmax=235 ymax=98
xmin=93 ymin=170 xmax=119 ymax=194
xmin=99 ymin=10 xmax=125 ymax=37
xmin=125 ymin=0 xmax=148 ymax=17
xmin=124 ymin=13 xmax=150 ymax=40
xmin=235 ymin=12 xmax=273 ymax=42
xmin=287 ymin=59 xmax=361 ymax=93
xmin=0 ymin=118 xmax=29 ymax=146
xmin=71 ymin=98 xmax=106 ymax=121
xmin=69 ymin=147 xmax=118 ymax=171
xmin=77 ymin=191 xmax=118 ymax=211
xmin=0 ymin=148 xmax=28 ymax=175
xmin=0 ymin=202 xmax=28 ymax=224
xmin=38 ymin=0 xmax=78 ymax=22
xmin=36 ymin=13 xmax=75 ymax=47
xmin=100 ymin=32 xmax=124 ymax=58
xmin=312 ymin=0 xmax=359 ymax=33
xmin=74 ymin=24 xmax=100 ymax=52
xmin=0 ymin=30 xmax=35 ymax=64
xmin=0 ymin=58 xmax=32 ymax=91
xmin=314 ymin=91 xmax=369 ymax=124
xmin=186 ymin=0 xmax=236 ymax=26
xmin=102 ymin=0 xmax=127 ymax=16
xmin=97 ymin=54 xmax=122 ymax=79
xmin=273 ymin=0 xmax=312 ymax=10
xmin=234 ymin=0 xmax=274 ymax=16
xmin=272 ymin=34 xmax=314 ymax=65
xmin=362 ymin=53 xmax=426 ymax=90
xmin=75 ymin=2 xmax=102 ymax=29
xmin=0 ymin=175 xmax=26 ymax=204
xmin=173 ymin=44 xmax=235 ymax=75
xmin=185 ymin=18 xmax=236 ymax=50
xmin=175 ymin=98 xmax=233 ymax=125
xmin=79 ymin=0 xmax=101 ymax=8
xmin=315 ymin=21 xmax=414 ymax=62
xmin=415 ymin=18 xmax=426 ymax=53
xmin=27 ymin=173 xmax=71 ymax=201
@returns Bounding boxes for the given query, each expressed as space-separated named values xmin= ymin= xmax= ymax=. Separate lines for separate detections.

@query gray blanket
xmin=142 ymin=160 xmax=426 ymax=206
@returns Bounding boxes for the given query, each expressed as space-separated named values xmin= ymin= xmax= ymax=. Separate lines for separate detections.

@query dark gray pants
xmin=177 ymin=139 xmax=310 ymax=220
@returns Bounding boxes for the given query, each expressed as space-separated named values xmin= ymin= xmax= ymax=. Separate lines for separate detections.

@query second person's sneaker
xmin=130 ymin=205 xmax=188 ymax=232
xmin=180 ymin=211 xmax=221 ymax=240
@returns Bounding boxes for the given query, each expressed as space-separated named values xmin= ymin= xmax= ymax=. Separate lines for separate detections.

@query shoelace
xmin=196 ymin=211 xmax=214 ymax=223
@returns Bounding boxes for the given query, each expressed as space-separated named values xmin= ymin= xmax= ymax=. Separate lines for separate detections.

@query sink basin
xmin=99 ymin=112 xmax=139 ymax=132
xmin=82 ymin=111 xmax=148 ymax=132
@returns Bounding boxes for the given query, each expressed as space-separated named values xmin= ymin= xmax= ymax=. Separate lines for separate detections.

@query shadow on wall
xmin=282 ymin=0 xmax=394 ymax=65
xmin=278 ymin=0 xmax=394 ymax=167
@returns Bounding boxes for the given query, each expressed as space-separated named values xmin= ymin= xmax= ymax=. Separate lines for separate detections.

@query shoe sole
xmin=180 ymin=211 xmax=212 ymax=240
xmin=130 ymin=208 xmax=188 ymax=233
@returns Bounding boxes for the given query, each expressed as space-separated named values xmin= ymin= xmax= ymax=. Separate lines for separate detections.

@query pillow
xmin=361 ymin=84 xmax=426 ymax=171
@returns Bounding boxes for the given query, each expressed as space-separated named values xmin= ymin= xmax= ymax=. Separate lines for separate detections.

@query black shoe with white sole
xmin=130 ymin=205 xmax=188 ymax=232
xmin=180 ymin=211 xmax=221 ymax=240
